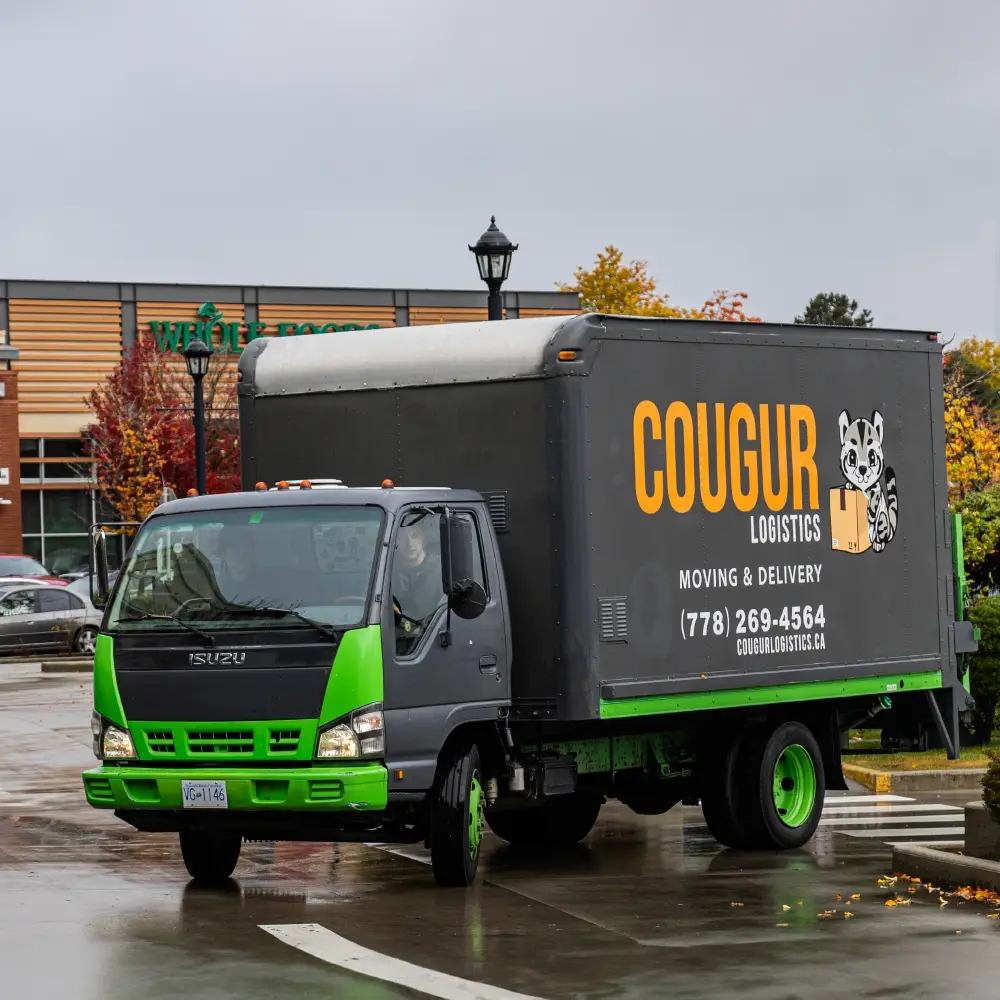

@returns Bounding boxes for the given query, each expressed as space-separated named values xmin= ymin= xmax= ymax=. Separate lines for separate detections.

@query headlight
xmin=315 ymin=704 xmax=384 ymax=760
xmin=91 ymin=711 xmax=103 ymax=758
xmin=316 ymin=724 xmax=359 ymax=759
xmin=102 ymin=725 xmax=136 ymax=759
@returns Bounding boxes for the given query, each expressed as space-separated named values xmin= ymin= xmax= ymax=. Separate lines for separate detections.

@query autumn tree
xmin=85 ymin=339 xmax=242 ymax=523
xmin=794 ymin=292 xmax=873 ymax=328
xmin=558 ymin=246 xmax=761 ymax=321
xmin=944 ymin=368 xmax=1000 ymax=504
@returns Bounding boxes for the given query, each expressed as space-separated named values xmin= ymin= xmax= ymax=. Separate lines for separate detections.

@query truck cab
xmin=83 ymin=480 xmax=511 ymax=886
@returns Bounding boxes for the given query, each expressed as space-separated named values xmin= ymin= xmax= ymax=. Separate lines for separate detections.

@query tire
xmin=699 ymin=728 xmax=753 ymax=849
xmin=430 ymin=743 xmax=485 ymax=887
xmin=75 ymin=626 xmax=98 ymax=655
xmin=179 ymin=831 xmax=242 ymax=885
xmin=732 ymin=721 xmax=825 ymax=850
xmin=486 ymin=793 xmax=603 ymax=847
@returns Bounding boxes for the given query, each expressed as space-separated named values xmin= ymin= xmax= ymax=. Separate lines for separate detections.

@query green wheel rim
xmin=772 ymin=744 xmax=817 ymax=828
xmin=468 ymin=771 xmax=484 ymax=860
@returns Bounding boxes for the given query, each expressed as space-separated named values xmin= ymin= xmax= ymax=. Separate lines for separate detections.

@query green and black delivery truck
xmin=83 ymin=313 xmax=977 ymax=887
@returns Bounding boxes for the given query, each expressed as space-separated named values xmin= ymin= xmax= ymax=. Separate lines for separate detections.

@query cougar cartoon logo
xmin=837 ymin=409 xmax=898 ymax=553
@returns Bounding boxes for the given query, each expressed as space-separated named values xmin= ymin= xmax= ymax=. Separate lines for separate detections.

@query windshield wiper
xmin=119 ymin=601 xmax=215 ymax=647
xmin=221 ymin=602 xmax=340 ymax=640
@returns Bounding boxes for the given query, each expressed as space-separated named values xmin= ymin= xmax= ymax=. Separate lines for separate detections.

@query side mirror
xmin=438 ymin=510 xmax=488 ymax=632
xmin=92 ymin=529 xmax=111 ymax=608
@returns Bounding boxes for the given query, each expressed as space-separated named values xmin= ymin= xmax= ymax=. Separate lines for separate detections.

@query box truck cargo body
xmin=83 ymin=313 xmax=976 ymax=887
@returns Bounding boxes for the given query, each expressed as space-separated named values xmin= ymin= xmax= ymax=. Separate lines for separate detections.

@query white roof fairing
xmin=239 ymin=315 xmax=581 ymax=397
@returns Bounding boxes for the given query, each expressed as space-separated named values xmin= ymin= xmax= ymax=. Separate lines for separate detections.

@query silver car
xmin=0 ymin=582 xmax=101 ymax=655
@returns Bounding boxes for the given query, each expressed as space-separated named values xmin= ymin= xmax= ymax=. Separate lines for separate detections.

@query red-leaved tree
xmin=85 ymin=340 xmax=242 ymax=521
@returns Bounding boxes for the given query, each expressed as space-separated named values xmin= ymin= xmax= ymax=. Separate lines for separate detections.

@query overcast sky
xmin=1 ymin=1 xmax=997 ymax=338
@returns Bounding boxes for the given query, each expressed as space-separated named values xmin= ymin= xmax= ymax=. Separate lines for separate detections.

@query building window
xmin=19 ymin=437 xmax=96 ymax=485
xmin=21 ymin=437 xmax=99 ymax=578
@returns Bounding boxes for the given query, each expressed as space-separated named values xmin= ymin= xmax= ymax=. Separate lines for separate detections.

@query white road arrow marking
xmin=259 ymin=922 xmax=547 ymax=1000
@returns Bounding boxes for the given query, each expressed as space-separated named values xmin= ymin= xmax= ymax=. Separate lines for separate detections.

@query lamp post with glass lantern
xmin=182 ymin=338 xmax=211 ymax=496
xmin=469 ymin=216 xmax=518 ymax=321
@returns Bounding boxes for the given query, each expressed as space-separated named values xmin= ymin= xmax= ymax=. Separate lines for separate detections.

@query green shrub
xmin=968 ymin=596 xmax=1000 ymax=744
xmin=984 ymin=749 xmax=1000 ymax=821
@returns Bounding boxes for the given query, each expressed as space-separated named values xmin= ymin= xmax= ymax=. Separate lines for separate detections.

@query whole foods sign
xmin=148 ymin=303 xmax=380 ymax=353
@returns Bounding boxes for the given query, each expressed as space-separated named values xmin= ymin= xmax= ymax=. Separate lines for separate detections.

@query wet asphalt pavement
xmin=2 ymin=663 xmax=1000 ymax=1000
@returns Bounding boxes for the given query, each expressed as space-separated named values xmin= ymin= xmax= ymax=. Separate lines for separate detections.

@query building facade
xmin=0 ymin=280 xmax=580 ymax=575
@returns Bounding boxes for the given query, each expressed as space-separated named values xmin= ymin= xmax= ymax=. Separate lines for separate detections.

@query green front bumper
xmin=82 ymin=762 xmax=388 ymax=812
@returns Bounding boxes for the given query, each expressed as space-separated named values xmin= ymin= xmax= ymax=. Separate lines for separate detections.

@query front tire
xmin=733 ymin=721 xmax=825 ymax=850
xmin=486 ymin=793 xmax=603 ymax=847
xmin=179 ymin=831 xmax=242 ymax=885
xmin=430 ymin=743 xmax=485 ymax=887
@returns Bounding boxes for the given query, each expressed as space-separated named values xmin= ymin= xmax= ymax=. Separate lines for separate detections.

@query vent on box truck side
xmin=482 ymin=491 xmax=509 ymax=533
xmin=598 ymin=597 xmax=628 ymax=643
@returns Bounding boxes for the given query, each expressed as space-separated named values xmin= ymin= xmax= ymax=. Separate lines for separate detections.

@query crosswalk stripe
xmin=886 ymin=839 xmax=964 ymax=847
xmin=823 ymin=803 xmax=961 ymax=814
xmin=825 ymin=794 xmax=913 ymax=803
xmin=820 ymin=813 xmax=961 ymax=827
xmin=841 ymin=826 xmax=965 ymax=839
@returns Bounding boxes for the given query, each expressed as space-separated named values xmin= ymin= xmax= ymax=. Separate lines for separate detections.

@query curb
xmin=842 ymin=762 xmax=986 ymax=794
xmin=40 ymin=659 xmax=93 ymax=673
xmin=892 ymin=844 xmax=1000 ymax=894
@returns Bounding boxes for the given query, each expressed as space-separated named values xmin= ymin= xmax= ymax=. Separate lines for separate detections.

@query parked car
xmin=66 ymin=572 xmax=118 ymax=610
xmin=0 ymin=582 xmax=100 ymax=655
xmin=0 ymin=555 xmax=68 ymax=586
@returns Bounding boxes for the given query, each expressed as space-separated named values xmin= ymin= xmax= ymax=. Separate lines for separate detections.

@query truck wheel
xmin=430 ymin=743 xmax=485 ymax=887
xmin=733 ymin=721 xmax=825 ymax=850
xmin=699 ymin=729 xmax=752 ymax=849
xmin=179 ymin=831 xmax=242 ymax=885
xmin=486 ymin=793 xmax=603 ymax=846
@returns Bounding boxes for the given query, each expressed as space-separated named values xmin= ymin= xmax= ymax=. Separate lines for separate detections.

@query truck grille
xmin=145 ymin=730 xmax=176 ymax=754
xmin=268 ymin=729 xmax=301 ymax=754
xmin=186 ymin=730 xmax=255 ymax=755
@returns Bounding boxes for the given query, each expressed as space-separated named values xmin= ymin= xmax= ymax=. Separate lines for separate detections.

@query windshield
xmin=106 ymin=505 xmax=384 ymax=634
xmin=0 ymin=557 xmax=51 ymax=576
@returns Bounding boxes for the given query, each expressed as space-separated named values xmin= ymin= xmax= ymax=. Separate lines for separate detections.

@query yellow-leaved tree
xmin=558 ymin=245 xmax=761 ymax=321
xmin=944 ymin=369 xmax=1000 ymax=503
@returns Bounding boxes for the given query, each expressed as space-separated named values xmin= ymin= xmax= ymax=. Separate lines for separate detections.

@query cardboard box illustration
xmin=830 ymin=487 xmax=870 ymax=554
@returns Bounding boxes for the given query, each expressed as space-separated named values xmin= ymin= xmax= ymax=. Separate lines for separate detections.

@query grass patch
xmin=845 ymin=732 xmax=1000 ymax=771
xmin=846 ymin=748 xmax=990 ymax=771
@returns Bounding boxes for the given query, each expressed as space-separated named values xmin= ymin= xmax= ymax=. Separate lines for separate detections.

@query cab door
xmin=381 ymin=503 xmax=510 ymax=793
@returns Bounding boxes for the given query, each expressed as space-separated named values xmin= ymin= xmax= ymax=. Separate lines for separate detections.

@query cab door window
xmin=391 ymin=511 xmax=446 ymax=656
xmin=390 ymin=509 xmax=489 ymax=657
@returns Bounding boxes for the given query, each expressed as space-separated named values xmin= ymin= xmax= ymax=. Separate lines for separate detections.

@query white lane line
xmin=823 ymin=803 xmax=962 ymax=814
xmin=820 ymin=813 xmax=964 ymax=827
xmin=843 ymin=827 xmax=965 ymax=839
xmin=886 ymin=839 xmax=965 ymax=847
xmin=259 ymin=923 xmax=546 ymax=1000
xmin=826 ymin=794 xmax=914 ymax=803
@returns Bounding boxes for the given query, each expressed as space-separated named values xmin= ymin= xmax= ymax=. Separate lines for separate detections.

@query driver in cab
xmin=392 ymin=518 xmax=444 ymax=650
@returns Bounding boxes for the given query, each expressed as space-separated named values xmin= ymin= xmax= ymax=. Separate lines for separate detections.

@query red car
xmin=0 ymin=555 xmax=69 ymax=586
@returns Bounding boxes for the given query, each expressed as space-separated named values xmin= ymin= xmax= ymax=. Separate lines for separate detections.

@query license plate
xmin=181 ymin=780 xmax=228 ymax=809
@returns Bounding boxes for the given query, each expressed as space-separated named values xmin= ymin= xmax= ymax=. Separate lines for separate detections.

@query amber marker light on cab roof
xmin=276 ymin=481 xmax=290 ymax=490
xmin=255 ymin=482 xmax=267 ymax=491
xmin=186 ymin=489 xmax=199 ymax=497
xmin=300 ymin=480 xmax=313 ymax=489
xmin=382 ymin=479 xmax=394 ymax=488
xmin=558 ymin=350 xmax=578 ymax=361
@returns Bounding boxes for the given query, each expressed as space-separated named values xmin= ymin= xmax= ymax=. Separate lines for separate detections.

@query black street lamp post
xmin=182 ymin=338 xmax=212 ymax=495
xmin=469 ymin=216 xmax=518 ymax=321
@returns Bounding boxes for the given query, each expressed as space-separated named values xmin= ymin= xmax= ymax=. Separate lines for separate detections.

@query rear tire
xmin=699 ymin=729 xmax=753 ymax=849
xmin=732 ymin=721 xmax=825 ymax=850
xmin=430 ymin=743 xmax=485 ymax=887
xmin=179 ymin=831 xmax=242 ymax=885
xmin=486 ymin=793 xmax=603 ymax=846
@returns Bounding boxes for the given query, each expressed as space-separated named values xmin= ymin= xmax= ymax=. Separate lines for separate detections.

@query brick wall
xmin=0 ymin=371 xmax=22 ymax=553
